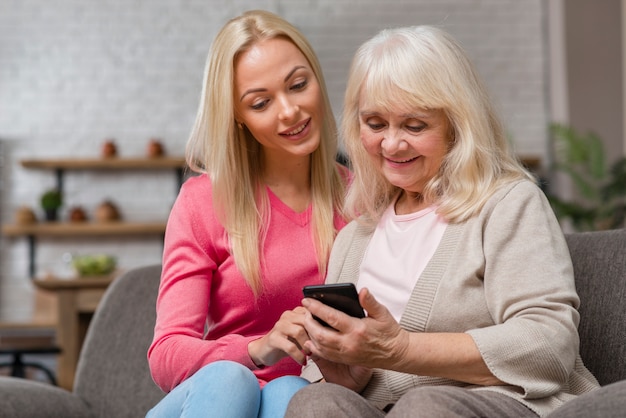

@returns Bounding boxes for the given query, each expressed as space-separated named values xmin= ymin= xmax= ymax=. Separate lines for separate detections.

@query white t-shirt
xmin=358 ymin=203 xmax=448 ymax=322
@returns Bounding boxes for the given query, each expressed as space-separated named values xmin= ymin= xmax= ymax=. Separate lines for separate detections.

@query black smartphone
xmin=302 ymin=283 xmax=365 ymax=327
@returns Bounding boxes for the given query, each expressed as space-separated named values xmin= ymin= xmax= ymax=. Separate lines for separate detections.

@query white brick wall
xmin=0 ymin=0 xmax=547 ymax=318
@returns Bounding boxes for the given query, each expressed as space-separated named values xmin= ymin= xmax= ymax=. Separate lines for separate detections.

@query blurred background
xmin=0 ymin=0 xmax=624 ymax=380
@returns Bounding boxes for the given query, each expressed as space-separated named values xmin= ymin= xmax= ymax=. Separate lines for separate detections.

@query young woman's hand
xmin=247 ymin=306 xmax=311 ymax=367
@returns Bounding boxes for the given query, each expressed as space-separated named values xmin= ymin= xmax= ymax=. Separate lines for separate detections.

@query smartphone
xmin=302 ymin=283 xmax=365 ymax=327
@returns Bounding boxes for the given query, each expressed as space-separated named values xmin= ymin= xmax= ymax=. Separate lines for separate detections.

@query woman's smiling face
xmin=234 ymin=37 xmax=323 ymax=163
xmin=358 ymin=92 xmax=452 ymax=195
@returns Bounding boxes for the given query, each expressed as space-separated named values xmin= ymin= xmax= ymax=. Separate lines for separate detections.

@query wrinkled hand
xmin=312 ymin=356 xmax=373 ymax=392
xmin=248 ymin=306 xmax=311 ymax=367
xmin=304 ymin=288 xmax=504 ymax=388
xmin=302 ymin=288 xmax=409 ymax=371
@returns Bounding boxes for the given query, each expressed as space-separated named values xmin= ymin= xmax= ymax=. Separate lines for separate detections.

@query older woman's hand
xmin=302 ymin=288 xmax=410 ymax=371
xmin=311 ymin=356 xmax=373 ymax=392
xmin=303 ymin=288 xmax=505 ymax=386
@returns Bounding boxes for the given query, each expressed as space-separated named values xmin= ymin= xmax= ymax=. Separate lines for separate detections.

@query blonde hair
xmin=342 ymin=25 xmax=533 ymax=224
xmin=186 ymin=10 xmax=344 ymax=295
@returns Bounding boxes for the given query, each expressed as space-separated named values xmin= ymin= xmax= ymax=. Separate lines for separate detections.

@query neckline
xmin=266 ymin=186 xmax=312 ymax=226
xmin=389 ymin=202 xmax=436 ymax=221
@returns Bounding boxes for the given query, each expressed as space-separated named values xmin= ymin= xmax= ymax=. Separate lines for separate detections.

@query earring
xmin=237 ymin=121 xmax=244 ymax=130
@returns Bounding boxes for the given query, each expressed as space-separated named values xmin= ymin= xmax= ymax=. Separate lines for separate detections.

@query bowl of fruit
xmin=73 ymin=254 xmax=117 ymax=277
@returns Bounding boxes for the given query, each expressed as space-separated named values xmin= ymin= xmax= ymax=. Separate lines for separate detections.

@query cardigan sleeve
xmin=466 ymin=181 xmax=581 ymax=399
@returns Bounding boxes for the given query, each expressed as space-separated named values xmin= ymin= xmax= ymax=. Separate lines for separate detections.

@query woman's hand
xmin=303 ymin=287 xmax=504 ymax=386
xmin=311 ymin=356 xmax=373 ymax=392
xmin=302 ymin=288 xmax=409 ymax=370
xmin=247 ymin=306 xmax=311 ymax=367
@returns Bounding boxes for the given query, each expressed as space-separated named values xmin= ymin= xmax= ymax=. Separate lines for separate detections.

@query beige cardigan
xmin=302 ymin=180 xmax=599 ymax=417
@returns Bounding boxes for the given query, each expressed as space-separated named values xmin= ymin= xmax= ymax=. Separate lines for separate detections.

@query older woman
xmin=287 ymin=25 xmax=599 ymax=417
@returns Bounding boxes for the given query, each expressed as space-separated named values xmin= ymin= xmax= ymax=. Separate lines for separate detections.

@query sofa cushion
xmin=566 ymin=229 xmax=626 ymax=386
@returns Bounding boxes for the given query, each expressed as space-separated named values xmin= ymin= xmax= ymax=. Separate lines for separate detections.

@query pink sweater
xmin=148 ymin=174 xmax=347 ymax=392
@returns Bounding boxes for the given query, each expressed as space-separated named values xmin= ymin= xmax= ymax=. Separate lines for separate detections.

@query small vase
xmin=44 ymin=208 xmax=59 ymax=222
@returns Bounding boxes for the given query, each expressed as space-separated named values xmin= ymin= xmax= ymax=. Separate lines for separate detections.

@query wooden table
xmin=34 ymin=275 xmax=116 ymax=390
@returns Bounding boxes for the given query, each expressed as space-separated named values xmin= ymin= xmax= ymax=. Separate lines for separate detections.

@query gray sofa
xmin=0 ymin=229 xmax=624 ymax=417
xmin=0 ymin=265 xmax=165 ymax=417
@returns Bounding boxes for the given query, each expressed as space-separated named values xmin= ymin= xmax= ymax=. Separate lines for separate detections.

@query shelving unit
xmin=2 ymin=156 xmax=187 ymax=277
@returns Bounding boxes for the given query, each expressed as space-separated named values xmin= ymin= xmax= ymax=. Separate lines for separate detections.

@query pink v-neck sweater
xmin=148 ymin=174 xmax=347 ymax=392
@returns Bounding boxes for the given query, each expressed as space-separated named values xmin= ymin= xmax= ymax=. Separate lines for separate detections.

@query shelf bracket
xmin=54 ymin=168 xmax=65 ymax=195
xmin=175 ymin=168 xmax=184 ymax=192
xmin=27 ymin=235 xmax=36 ymax=279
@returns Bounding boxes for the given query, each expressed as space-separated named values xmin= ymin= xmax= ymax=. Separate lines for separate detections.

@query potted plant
xmin=40 ymin=189 xmax=63 ymax=221
xmin=546 ymin=123 xmax=626 ymax=231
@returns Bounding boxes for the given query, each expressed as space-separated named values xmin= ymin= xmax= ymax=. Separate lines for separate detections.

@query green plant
xmin=40 ymin=189 xmax=63 ymax=210
xmin=546 ymin=123 xmax=626 ymax=231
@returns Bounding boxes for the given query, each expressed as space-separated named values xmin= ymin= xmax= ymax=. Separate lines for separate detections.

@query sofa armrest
xmin=0 ymin=377 xmax=90 ymax=418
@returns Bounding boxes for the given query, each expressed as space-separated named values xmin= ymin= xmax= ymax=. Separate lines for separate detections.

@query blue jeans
xmin=146 ymin=360 xmax=310 ymax=418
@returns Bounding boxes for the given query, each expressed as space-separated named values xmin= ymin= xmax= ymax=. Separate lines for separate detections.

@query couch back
xmin=74 ymin=265 xmax=164 ymax=418
xmin=565 ymin=228 xmax=626 ymax=386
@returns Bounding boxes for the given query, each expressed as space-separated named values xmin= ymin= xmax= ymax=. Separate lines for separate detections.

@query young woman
xmin=147 ymin=10 xmax=347 ymax=418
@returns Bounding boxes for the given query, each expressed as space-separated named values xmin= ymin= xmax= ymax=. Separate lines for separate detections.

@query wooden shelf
xmin=21 ymin=156 xmax=186 ymax=170
xmin=2 ymin=221 xmax=166 ymax=238
xmin=34 ymin=275 xmax=116 ymax=290
xmin=20 ymin=156 xmax=188 ymax=197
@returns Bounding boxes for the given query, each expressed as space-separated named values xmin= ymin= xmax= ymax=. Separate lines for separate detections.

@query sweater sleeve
xmin=147 ymin=176 xmax=261 ymax=393
xmin=466 ymin=181 xmax=581 ymax=399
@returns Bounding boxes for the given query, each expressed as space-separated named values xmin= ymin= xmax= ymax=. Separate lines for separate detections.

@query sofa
xmin=0 ymin=265 xmax=165 ymax=417
xmin=0 ymin=229 xmax=624 ymax=417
